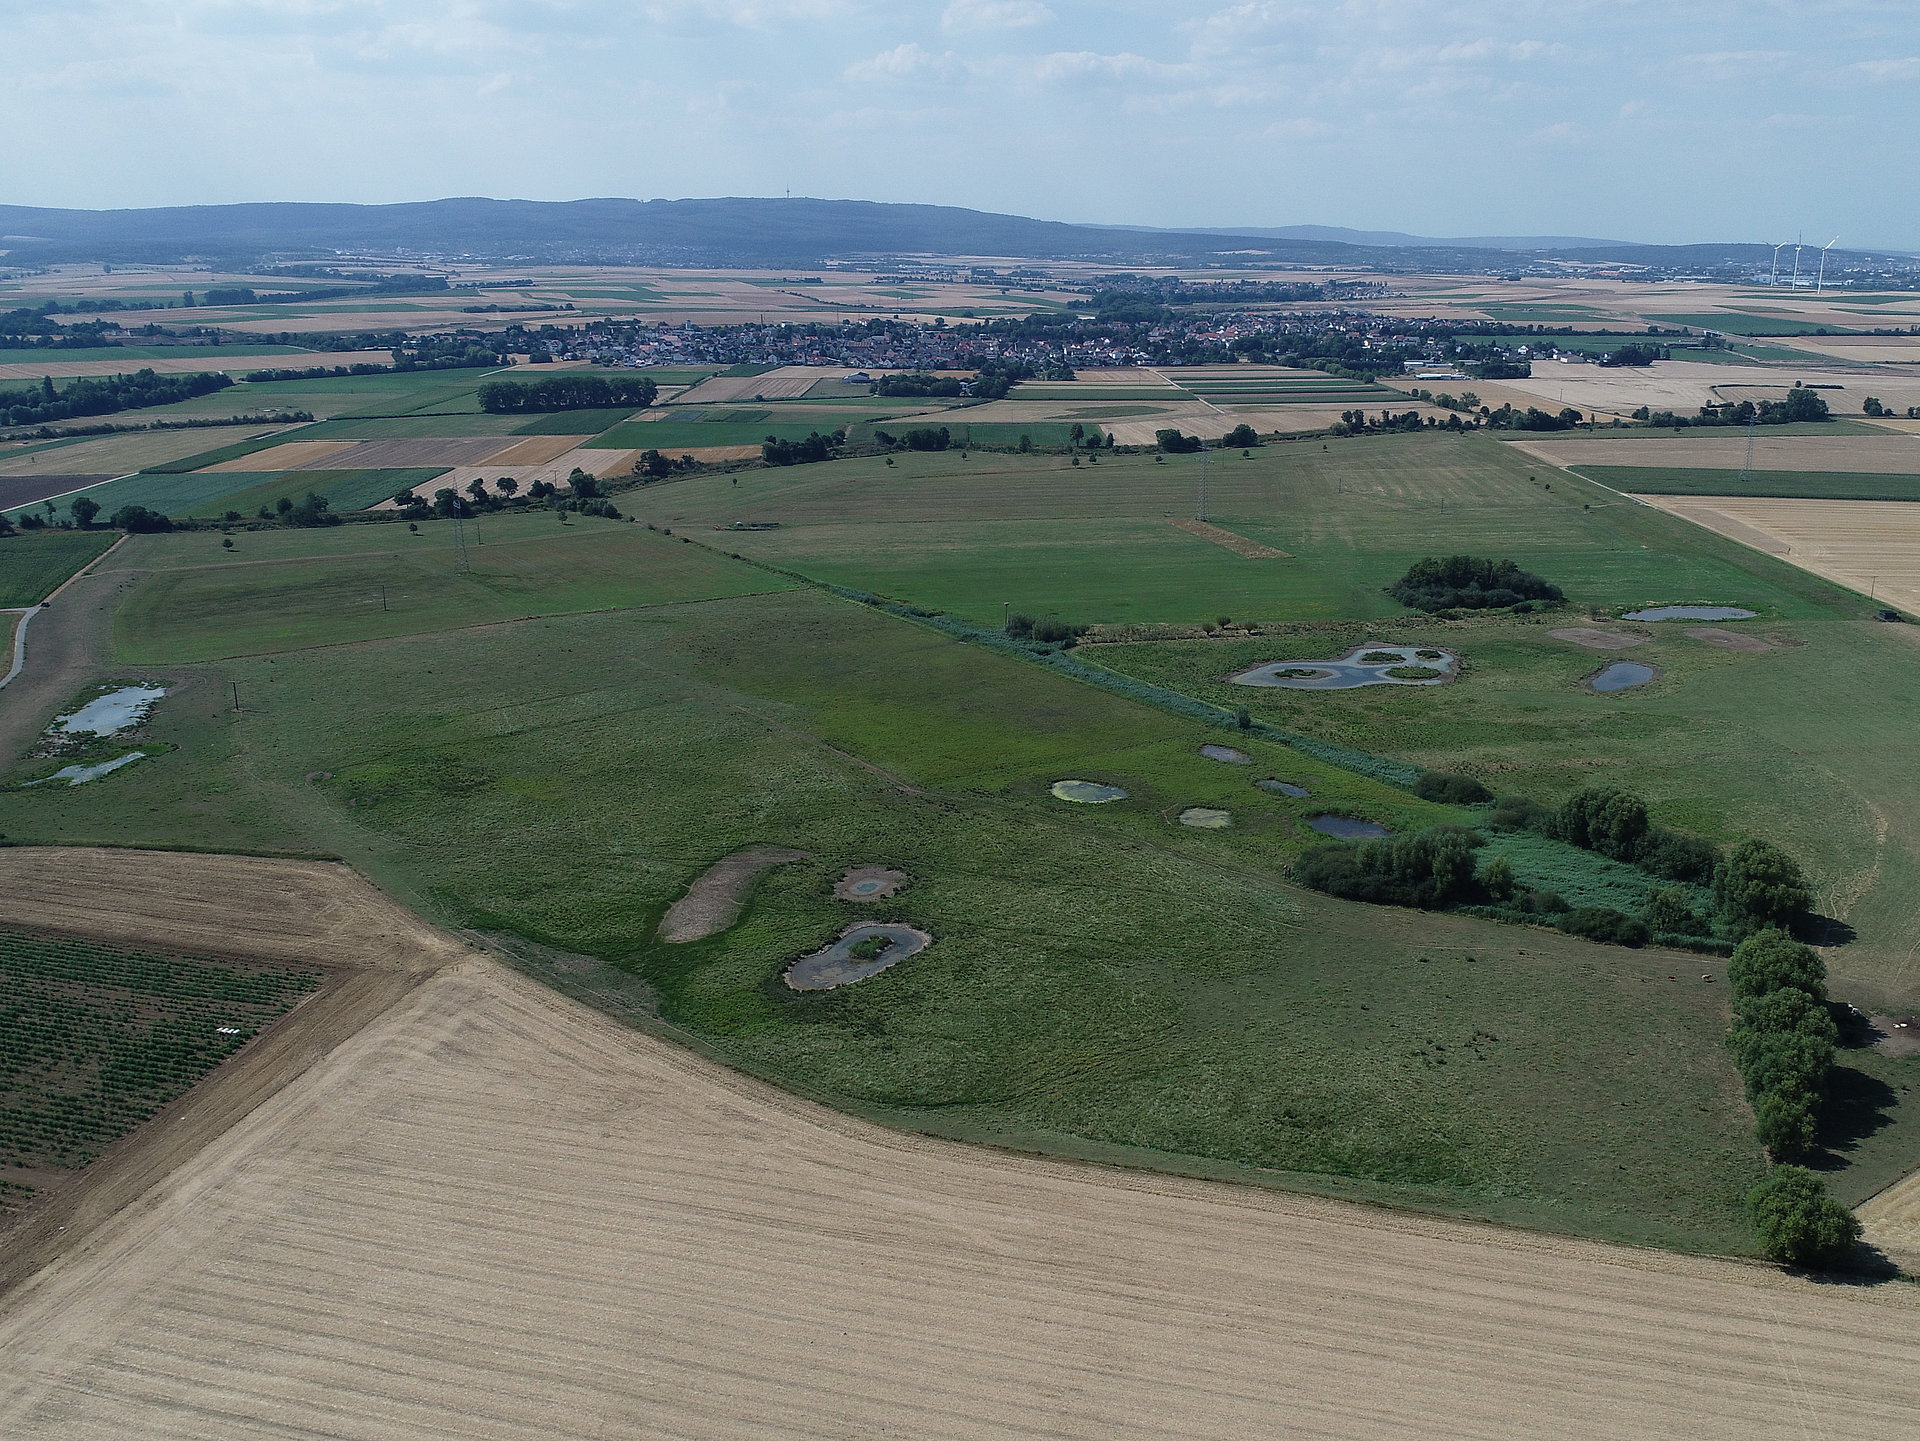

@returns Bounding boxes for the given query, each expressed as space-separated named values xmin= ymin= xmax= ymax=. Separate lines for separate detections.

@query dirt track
xmin=2 ymin=852 xmax=1919 ymax=1437
xmin=0 ymin=564 xmax=145 ymax=765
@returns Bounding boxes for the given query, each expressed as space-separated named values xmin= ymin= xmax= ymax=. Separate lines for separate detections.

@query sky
xmin=6 ymin=0 xmax=1917 ymax=247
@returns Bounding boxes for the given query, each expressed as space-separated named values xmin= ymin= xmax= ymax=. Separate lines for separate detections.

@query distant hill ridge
xmin=0 ymin=196 xmax=1907 ymax=270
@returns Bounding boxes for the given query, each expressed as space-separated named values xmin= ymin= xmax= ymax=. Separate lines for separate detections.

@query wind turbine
xmin=1789 ymin=238 xmax=1804 ymax=289
xmin=1815 ymin=237 xmax=1841 ymax=293
xmin=1769 ymin=241 xmax=1790 ymax=286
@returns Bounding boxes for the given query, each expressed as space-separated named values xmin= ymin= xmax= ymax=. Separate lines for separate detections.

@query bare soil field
xmin=1550 ymin=626 xmax=1648 ymax=650
xmin=1509 ymin=433 xmax=1920 ymax=475
xmin=1169 ymin=517 xmax=1290 ymax=558
xmin=286 ymin=436 xmax=521 ymax=470
xmin=480 ymin=434 xmax=593 ymax=467
xmin=200 ymin=439 xmax=361 ymax=472
xmin=1633 ymin=494 xmax=1920 ymax=612
xmin=2 ymin=936 xmax=1918 ymax=1438
xmin=390 ymin=446 xmax=642 ymax=504
xmin=658 ymin=845 xmax=811 ymax=942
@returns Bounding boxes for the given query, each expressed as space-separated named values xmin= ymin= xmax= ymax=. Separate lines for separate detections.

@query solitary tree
xmin=1747 ymin=1166 xmax=1860 ymax=1266
xmin=69 ymin=496 xmax=100 ymax=528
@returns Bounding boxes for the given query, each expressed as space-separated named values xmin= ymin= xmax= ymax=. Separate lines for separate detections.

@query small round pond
xmin=50 ymin=684 xmax=167 ymax=737
xmin=835 ymin=866 xmax=909 ymax=901
xmin=1051 ymin=780 xmax=1127 ymax=803
xmin=1622 ymin=606 xmax=1756 ymax=622
xmin=1257 ymin=779 xmax=1311 ymax=798
xmin=1591 ymin=661 xmax=1657 ymax=693
xmin=1178 ymin=807 xmax=1233 ymax=828
xmin=1200 ymin=744 xmax=1251 ymax=765
xmin=1307 ymin=815 xmax=1392 ymax=839
xmin=784 ymin=923 xmax=932 ymax=991
xmin=1230 ymin=645 xmax=1457 ymax=690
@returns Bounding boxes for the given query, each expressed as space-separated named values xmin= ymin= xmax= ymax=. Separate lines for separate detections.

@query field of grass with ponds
xmin=7 ymin=428 xmax=1920 ymax=1252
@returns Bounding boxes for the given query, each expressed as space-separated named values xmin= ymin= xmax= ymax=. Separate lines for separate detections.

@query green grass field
xmin=0 ymin=571 xmax=1769 ymax=1252
xmin=0 ymin=530 xmax=117 ymax=605
xmin=108 ymin=513 xmax=797 ymax=661
xmin=9 ymin=422 xmax=1920 ymax=1256
xmin=588 ymin=420 xmax=853 ymax=449
xmin=1574 ymin=467 xmax=1920 ymax=501
xmin=179 ymin=467 xmax=450 ymax=517
xmin=510 ymin=407 xmax=645 ymax=435
xmin=1656 ymin=314 xmax=1858 ymax=336
xmin=0 ymin=344 xmax=304 ymax=366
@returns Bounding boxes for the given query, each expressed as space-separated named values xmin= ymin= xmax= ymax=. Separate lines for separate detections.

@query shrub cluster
xmin=762 ymin=431 xmax=842 ymax=466
xmin=1747 ymin=1166 xmax=1860 ymax=1267
xmin=1293 ymin=826 xmax=1483 ymax=908
xmin=1412 ymin=772 xmax=1493 ymax=805
xmin=1727 ymin=930 xmax=1834 ymax=1160
xmin=1390 ymin=555 xmax=1563 ymax=613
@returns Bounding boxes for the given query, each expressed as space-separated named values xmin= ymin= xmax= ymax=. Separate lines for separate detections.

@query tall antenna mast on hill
xmin=1816 ymin=237 xmax=1840 ymax=293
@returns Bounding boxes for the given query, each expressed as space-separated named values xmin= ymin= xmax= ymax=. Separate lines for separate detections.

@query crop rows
xmin=0 ymin=930 xmax=322 ymax=1195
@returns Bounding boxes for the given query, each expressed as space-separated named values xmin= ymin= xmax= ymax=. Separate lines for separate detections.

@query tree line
xmin=476 ymin=374 xmax=657 ymax=413
xmin=0 ymin=369 xmax=233 ymax=428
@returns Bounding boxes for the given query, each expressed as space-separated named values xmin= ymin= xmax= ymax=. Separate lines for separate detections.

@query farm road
xmin=0 ymin=555 xmax=142 ymax=764
xmin=0 ymin=896 xmax=1915 ymax=1437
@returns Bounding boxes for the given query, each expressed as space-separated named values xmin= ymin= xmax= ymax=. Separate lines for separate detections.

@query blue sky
xmin=7 ymin=1 xmax=1916 ymax=245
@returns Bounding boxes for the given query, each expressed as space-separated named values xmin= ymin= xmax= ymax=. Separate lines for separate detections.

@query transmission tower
xmin=453 ymin=515 xmax=471 ymax=572
xmin=1738 ymin=412 xmax=1759 ymax=486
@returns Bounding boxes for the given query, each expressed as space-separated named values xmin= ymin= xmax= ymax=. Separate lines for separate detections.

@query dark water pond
xmin=1307 ymin=815 xmax=1392 ymax=839
xmin=1591 ymin=661 xmax=1656 ymax=692
xmin=1230 ymin=645 xmax=1457 ymax=690
xmin=784 ymin=923 xmax=932 ymax=991
xmin=1257 ymin=779 xmax=1311 ymax=798
xmin=1622 ymin=606 xmax=1755 ymax=622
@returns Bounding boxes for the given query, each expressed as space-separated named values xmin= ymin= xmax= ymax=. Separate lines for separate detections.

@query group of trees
xmin=475 ymin=374 xmax=657 ymax=413
xmin=1482 ymin=403 xmax=1585 ymax=432
xmin=1293 ymin=825 xmax=1485 ymax=908
xmin=1727 ymin=930 xmax=1836 ymax=1160
xmin=1634 ymin=389 xmax=1831 ymax=429
xmin=1598 ymin=343 xmax=1661 ymax=367
xmin=1329 ymin=409 xmax=1431 ymax=436
xmin=2 ymin=369 xmax=233 ymax=428
xmin=1391 ymin=555 xmax=1564 ymax=614
xmin=872 ymin=426 xmax=953 ymax=452
xmin=761 ymin=430 xmax=842 ymax=466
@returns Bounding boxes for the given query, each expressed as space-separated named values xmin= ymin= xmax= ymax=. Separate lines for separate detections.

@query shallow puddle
xmin=1178 ymin=807 xmax=1232 ymax=828
xmin=1051 ymin=780 xmax=1127 ymax=803
xmin=1257 ymin=779 xmax=1311 ymax=798
xmin=1200 ymin=744 xmax=1251 ymax=764
xmin=1622 ymin=606 xmax=1755 ymax=622
xmin=1230 ymin=646 xmax=1456 ymax=690
xmin=1307 ymin=815 xmax=1392 ymax=839
xmin=23 ymin=751 xmax=147 ymax=787
xmin=51 ymin=684 xmax=167 ymax=736
xmin=1591 ymin=661 xmax=1656 ymax=692
xmin=784 ymin=923 xmax=932 ymax=991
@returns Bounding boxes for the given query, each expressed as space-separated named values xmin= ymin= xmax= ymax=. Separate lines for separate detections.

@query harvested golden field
xmin=1510 ymin=432 xmax=1920 ymax=474
xmin=395 ymin=446 xmax=642 ymax=503
xmin=199 ymin=439 xmax=361 ymax=472
xmin=1633 ymin=494 xmax=1920 ymax=611
xmin=0 ymin=426 xmax=287 ymax=478
xmin=3 ymin=927 xmax=1919 ymax=1438
xmin=1859 ymin=1169 xmax=1920 ymax=1273
xmin=287 ymin=436 xmax=522 ymax=470
xmin=479 ymin=434 xmax=594 ymax=467
xmin=673 ymin=366 xmax=874 ymax=405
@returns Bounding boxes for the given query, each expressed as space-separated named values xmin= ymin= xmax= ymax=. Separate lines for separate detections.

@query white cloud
xmin=844 ymin=42 xmax=963 ymax=83
xmin=942 ymin=0 xmax=1051 ymax=34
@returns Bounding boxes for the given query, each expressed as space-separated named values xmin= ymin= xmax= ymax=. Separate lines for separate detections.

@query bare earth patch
xmin=1549 ymin=626 xmax=1648 ymax=650
xmin=659 ymin=846 xmax=811 ymax=942
xmin=1687 ymin=626 xmax=1776 ymax=652
xmin=1168 ymin=517 xmax=1291 ymax=559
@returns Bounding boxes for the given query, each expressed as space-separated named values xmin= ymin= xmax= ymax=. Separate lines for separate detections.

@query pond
xmin=784 ymin=923 xmax=933 ymax=991
xmin=1256 ymin=779 xmax=1311 ymax=798
xmin=1051 ymin=780 xmax=1128 ymax=803
xmin=1307 ymin=815 xmax=1392 ymax=839
xmin=1200 ymin=744 xmax=1251 ymax=765
xmin=1591 ymin=661 xmax=1657 ymax=692
xmin=1178 ymin=807 xmax=1232 ymax=828
xmin=50 ymin=683 xmax=167 ymax=737
xmin=1622 ymin=606 xmax=1756 ymax=622
xmin=23 ymin=752 xmax=147 ymax=788
xmin=1229 ymin=645 xmax=1457 ymax=690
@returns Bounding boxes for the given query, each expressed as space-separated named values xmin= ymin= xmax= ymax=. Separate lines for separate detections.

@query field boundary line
xmin=1167 ymin=517 xmax=1291 ymax=558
